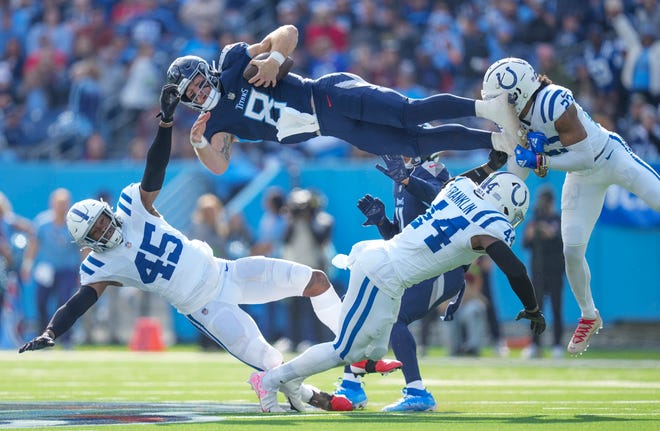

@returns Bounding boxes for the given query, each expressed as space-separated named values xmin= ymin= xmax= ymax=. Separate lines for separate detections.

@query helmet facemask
xmin=167 ymin=56 xmax=221 ymax=111
xmin=67 ymin=200 xmax=124 ymax=252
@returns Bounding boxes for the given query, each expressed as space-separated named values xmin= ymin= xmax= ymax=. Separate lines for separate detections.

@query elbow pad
xmin=546 ymin=138 xmax=594 ymax=172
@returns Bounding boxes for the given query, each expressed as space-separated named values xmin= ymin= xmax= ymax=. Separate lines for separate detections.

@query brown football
xmin=243 ymin=52 xmax=294 ymax=81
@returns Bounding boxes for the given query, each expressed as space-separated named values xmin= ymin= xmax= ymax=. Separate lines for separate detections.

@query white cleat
xmin=280 ymin=378 xmax=306 ymax=412
xmin=476 ymin=92 xmax=521 ymax=131
xmin=248 ymin=371 xmax=285 ymax=413
xmin=567 ymin=310 xmax=603 ymax=355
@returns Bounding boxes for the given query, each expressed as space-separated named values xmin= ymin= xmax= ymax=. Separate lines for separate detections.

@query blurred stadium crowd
xmin=0 ymin=0 xmax=658 ymax=163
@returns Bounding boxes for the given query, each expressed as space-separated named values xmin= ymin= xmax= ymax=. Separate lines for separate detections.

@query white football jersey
xmin=521 ymin=84 xmax=610 ymax=162
xmin=345 ymin=177 xmax=515 ymax=297
xmin=79 ymin=184 xmax=222 ymax=314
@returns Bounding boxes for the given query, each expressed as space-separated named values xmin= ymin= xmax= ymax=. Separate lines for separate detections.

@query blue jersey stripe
xmin=81 ymin=264 xmax=94 ymax=275
xmin=547 ymin=89 xmax=562 ymax=122
xmin=471 ymin=209 xmax=503 ymax=223
xmin=117 ymin=201 xmax=131 ymax=216
xmin=86 ymin=255 xmax=105 ymax=268
xmin=333 ymin=277 xmax=369 ymax=352
xmin=548 ymin=135 xmax=560 ymax=144
xmin=479 ymin=214 xmax=510 ymax=229
xmin=120 ymin=192 xmax=132 ymax=203
xmin=539 ymin=90 xmax=550 ymax=123
xmin=339 ymin=284 xmax=379 ymax=360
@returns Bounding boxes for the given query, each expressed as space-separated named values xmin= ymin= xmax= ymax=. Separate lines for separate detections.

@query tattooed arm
xmin=190 ymin=112 xmax=236 ymax=175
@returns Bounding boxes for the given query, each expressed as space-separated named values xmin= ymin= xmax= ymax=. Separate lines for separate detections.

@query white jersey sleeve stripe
xmin=478 ymin=214 xmax=510 ymax=229
xmin=471 ymin=209 xmax=504 ymax=222
xmin=86 ymin=255 xmax=105 ymax=268
xmin=539 ymin=88 xmax=563 ymax=123
xmin=546 ymin=89 xmax=563 ymax=122
xmin=117 ymin=191 xmax=133 ymax=216
xmin=81 ymin=263 xmax=94 ymax=275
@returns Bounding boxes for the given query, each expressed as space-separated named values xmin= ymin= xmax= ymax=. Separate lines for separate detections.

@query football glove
xmin=486 ymin=149 xmax=509 ymax=171
xmin=158 ymin=83 xmax=180 ymax=123
xmin=514 ymin=144 xmax=548 ymax=177
xmin=527 ymin=131 xmax=549 ymax=154
xmin=375 ymin=155 xmax=409 ymax=184
xmin=357 ymin=194 xmax=386 ymax=226
xmin=515 ymin=309 xmax=547 ymax=335
xmin=18 ymin=331 xmax=55 ymax=353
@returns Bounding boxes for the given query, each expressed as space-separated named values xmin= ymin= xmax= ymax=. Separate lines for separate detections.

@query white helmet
xmin=478 ymin=172 xmax=530 ymax=228
xmin=482 ymin=57 xmax=541 ymax=116
xmin=66 ymin=199 xmax=123 ymax=252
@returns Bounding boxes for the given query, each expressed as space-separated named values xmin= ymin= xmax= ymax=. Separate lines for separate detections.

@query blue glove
xmin=376 ymin=155 xmax=409 ymax=184
xmin=527 ymin=131 xmax=548 ymax=154
xmin=357 ymin=194 xmax=386 ymax=226
xmin=515 ymin=145 xmax=541 ymax=168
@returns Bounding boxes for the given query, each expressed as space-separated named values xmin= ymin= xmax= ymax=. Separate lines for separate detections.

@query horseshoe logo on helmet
xmin=510 ymin=182 xmax=528 ymax=206
xmin=496 ymin=66 xmax=518 ymax=90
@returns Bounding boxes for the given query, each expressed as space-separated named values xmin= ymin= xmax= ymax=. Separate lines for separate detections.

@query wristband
xmin=534 ymin=154 xmax=548 ymax=177
xmin=269 ymin=51 xmax=286 ymax=66
xmin=190 ymin=136 xmax=209 ymax=149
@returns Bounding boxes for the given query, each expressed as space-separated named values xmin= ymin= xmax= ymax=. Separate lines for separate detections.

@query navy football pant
xmin=313 ymin=73 xmax=493 ymax=157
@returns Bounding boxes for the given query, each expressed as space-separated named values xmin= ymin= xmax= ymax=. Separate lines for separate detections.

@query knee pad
xmin=272 ymin=260 xmax=312 ymax=293
xmin=208 ymin=302 xmax=282 ymax=370
xmin=234 ymin=256 xmax=268 ymax=282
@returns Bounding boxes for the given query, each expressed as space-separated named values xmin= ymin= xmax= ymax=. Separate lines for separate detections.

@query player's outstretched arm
xmin=18 ymin=284 xmax=106 ymax=353
xmin=140 ymin=84 xmax=180 ymax=214
xmin=474 ymin=235 xmax=546 ymax=335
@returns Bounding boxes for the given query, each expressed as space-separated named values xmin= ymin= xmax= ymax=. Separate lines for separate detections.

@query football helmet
xmin=478 ymin=172 xmax=530 ymax=228
xmin=66 ymin=199 xmax=123 ymax=252
xmin=482 ymin=58 xmax=540 ymax=116
xmin=166 ymin=55 xmax=221 ymax=111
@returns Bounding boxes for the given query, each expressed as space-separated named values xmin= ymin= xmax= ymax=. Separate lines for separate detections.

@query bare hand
xmin=247 ymin=58 xmax=279 ymax=88
xmin=190 ymin=112 xmax=211 ymax=147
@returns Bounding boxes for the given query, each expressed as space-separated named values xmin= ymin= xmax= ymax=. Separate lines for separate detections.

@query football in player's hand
xmin=243 ymin=52 xmax=294 ymax=82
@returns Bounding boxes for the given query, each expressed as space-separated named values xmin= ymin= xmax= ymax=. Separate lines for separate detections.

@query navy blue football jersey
xmin=205 ymin=43 xmax=316 ymax=143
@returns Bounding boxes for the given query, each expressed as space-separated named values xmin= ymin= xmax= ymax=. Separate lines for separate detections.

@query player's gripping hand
xmin=515 ymin=309 xmax=547 ymax=335
xmin=159 ymin=83 xmax=180 ymax=123
xmin=527 ymin=131 xmax=548 ymax=154
xmin=514 ymin=145 xmax=542 ymax=168
xmin=18 ymin=331 xmax=55 ymax=353
xmin=375 ymin=155 xmax=409 ymax=184
xmin=357 ymin=194 xmax=386 ymax=226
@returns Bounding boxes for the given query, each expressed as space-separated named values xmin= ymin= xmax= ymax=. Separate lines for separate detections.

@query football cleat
xmin=350 ymin=359 xmax=403 ymax=376
xmin=280 ymin=378 xmax=306 ymax=412
xmin=334 ymin=379 xmax=368 ymax=409
xmin=248 ymin=371 xmax=284 ymax=413
xmin=476 ymin=92 xmax=524 ymax=153
xmin=567 ymin=311 xmax=603 ymax=355
xmin=306 ymin=386 xmax=354 ymax=411
xmin=381 ymin=387 xmax=437 ymax=412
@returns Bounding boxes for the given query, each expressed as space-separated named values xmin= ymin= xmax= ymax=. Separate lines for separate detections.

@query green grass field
xmin=1 ymin=347 xmax=659 ymax=431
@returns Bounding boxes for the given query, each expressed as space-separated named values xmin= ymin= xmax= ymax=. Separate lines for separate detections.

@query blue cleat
xmin=381 ymin=387 xmax=437 ymax=412
xmin=333 ymin=379 xmax=368 ymax=409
